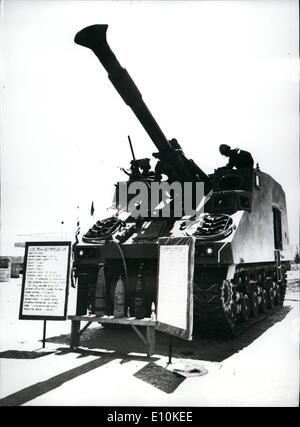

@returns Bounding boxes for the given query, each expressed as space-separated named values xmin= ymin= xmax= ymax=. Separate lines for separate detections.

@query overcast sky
xmin=0 ymin=0 xmax=299 ymax=255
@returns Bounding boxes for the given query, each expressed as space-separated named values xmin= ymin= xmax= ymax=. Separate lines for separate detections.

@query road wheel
xmin=226 ymin=301 xmax=238 ymax=335
xmin=259 ymin=289 xmax=268 ymax=313
xmin=268 ymin=287 xmax=275 ymax=309
xmin=240 ymin=294 xmax=250 ymax=321
xmin=274 ymin=284 xmax=281 ymax=305
xmin=250 ymin=292 xmax=258 ymax=317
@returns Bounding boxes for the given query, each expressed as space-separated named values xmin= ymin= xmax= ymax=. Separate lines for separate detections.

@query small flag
xmin=90 ymin=201 xmax=95 ymax=217
xmin=71 ymin=219 xmax=80 ymax=288
xmin=74 ymin=220 xmax=80 ymax=246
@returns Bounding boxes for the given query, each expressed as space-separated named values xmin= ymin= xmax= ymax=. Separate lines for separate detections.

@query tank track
xmin=193 ymin=263 xmax=288 ymax=337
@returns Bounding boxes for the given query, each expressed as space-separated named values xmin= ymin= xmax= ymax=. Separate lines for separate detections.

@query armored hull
xmin=74 ymin=167 xmax=291 ymax=336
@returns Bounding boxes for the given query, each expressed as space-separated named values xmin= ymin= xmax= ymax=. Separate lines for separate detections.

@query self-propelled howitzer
xmin=72 ymin=25 xmax=292 ymax=337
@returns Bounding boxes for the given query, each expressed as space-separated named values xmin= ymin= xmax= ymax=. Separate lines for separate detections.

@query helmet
xmin=219 ymin=144 xmax=231 ymax=155
xmin=170 ymin=138 xmax=182 ymax=150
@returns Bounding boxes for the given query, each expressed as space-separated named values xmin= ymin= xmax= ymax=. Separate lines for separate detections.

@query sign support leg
xmin=70 ymin=320 xmax=81 ymax=350
xmin=168 ymin=337 xmax=173 ymax=364
xmin=146 ymin=325 xmax=156 ymax=358
xmin=42 ymin=320 xmax=47 ymax=348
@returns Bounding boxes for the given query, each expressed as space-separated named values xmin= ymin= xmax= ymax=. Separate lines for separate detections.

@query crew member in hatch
xmin=219 ymin=144 xmax=254 ymax=169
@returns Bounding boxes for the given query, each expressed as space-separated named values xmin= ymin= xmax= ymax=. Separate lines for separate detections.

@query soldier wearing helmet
xmin=219 ymin=144 xmax=254 ymax=169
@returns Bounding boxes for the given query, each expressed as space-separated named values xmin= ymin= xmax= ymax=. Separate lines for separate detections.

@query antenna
xmin=128 ymin=135 xmax=136 ymax=160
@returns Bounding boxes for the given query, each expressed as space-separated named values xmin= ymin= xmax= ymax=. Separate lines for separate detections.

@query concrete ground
xmin=0 ymin=275 xmax=299 ymax=407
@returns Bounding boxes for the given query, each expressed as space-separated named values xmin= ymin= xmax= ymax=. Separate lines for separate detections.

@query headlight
xmin=205 ymin=246 xmax=214 ymax=256
xmin=76 ymin=248 xmax=97 ymax=258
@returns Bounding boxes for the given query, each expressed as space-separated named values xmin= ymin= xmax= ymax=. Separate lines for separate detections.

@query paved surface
xmin=0 ymin=278 xmax=299 ymax=406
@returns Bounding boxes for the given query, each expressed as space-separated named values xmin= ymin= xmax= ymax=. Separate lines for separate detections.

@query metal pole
xmin=61 ymin=221 xmax=64 ymax=240
xmin=42 ymin=320 xmax=47 ymax=348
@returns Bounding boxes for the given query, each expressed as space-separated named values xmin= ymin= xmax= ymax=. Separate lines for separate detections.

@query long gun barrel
xmin=75 ymin=24 xmax=210 ymax=185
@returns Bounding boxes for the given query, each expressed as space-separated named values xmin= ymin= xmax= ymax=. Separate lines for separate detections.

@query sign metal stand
xmin=42 ymin=320 xmax=47 ymax=348
xmin=19 ymin=241 xmax=71 ymax=351
xmin=168 ymin=337 xmax=173 ymax=364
